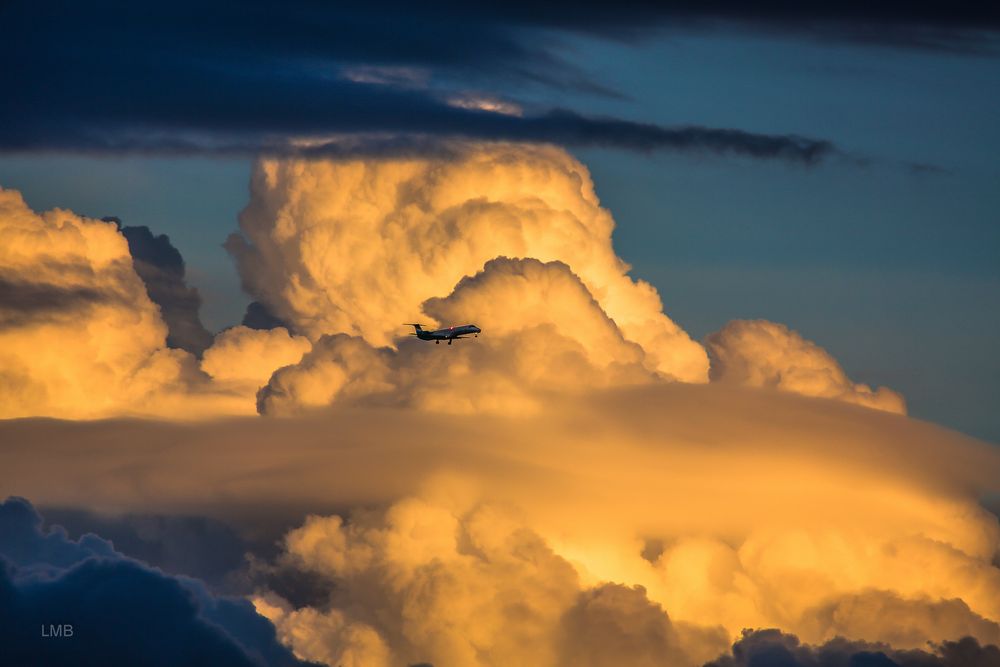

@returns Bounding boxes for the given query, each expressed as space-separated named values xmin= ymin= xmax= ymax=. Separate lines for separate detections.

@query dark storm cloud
xmin=106 ymin=219 xmax=214 ymax=354
xmin=705 ymin=628 xmax=1000 ymax=667
xmin=39 ymin=507 xmax=257 ymax=589
xmin=0 ymin=497 xmax=316 ymax=667
xmin=0 ymin=52 xmax=835 ymax=163
xmin=241 ymin=302 xmax=291 ymax=332
xmin=468 ymin=2 xmax=1000 ymax=53
xmin=0 ymin=0 xmax=890 ymax=163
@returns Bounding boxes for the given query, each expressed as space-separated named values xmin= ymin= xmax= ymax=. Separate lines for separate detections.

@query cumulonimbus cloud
xmin=0 ymin=144 xmax=906 ymax=419
xmin=227 ymin=143 xmax=709 ymax=383
xmin=229 ymin=144 xmax=902 ymax=416
xmin=2 ymin=145 xmax=985 ymax=663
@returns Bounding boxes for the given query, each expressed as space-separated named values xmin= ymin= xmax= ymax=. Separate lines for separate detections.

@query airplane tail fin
xmin=403 ymin=323 xmax=425 ymax=335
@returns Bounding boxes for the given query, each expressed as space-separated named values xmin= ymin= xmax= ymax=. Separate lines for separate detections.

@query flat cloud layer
xmin=3 ymin=2 xmax=996 ymax=159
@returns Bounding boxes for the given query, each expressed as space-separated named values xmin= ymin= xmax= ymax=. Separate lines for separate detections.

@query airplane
xmin=405 ymin=323 xmax=481 ymax=345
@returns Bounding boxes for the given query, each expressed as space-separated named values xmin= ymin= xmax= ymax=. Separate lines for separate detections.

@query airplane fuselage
xmin=407 ymin=323 xmax=481 ymax=345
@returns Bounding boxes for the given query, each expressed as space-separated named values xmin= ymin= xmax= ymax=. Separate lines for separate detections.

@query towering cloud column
xmin=226 ymin=143 xmax=710 ymax=383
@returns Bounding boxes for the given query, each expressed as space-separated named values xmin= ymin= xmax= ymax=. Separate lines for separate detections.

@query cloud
xmin=0 ymin=188 xmax=203 ymax=419
xmin=38 ymin=506 xmax=257 ymax=589
xmin=706 ymin=319 xmax=907 ymax=414
xmin=256 ymin=492 xmax=728 ymax=667
xmin=257 ymin=257 xmax=662 ymax=416
xmin=0 ymin=497 xmax=316 ymax=667
xmin=0 ymin=188 xmax=279 ymax=419
xmin=1 ymin=149 xmax=983 ymax=663
xmin=2 ymin=382 xmax=999 ymax=664
xmin=249 ymin=441 xmax=1000 ymax=666
xmin=4 ymin=1 xmax=996 ymax=159
xmin=111 ymin=219 xmax=214 ymax=355
xmin=235 ymin=147 xmax=907 ymax=416
xmin=201 ymin=325 xmax=312 ymax=392
xmin=242 ymin=301 xmax=292 ymax=331
xmin=228 ymin=144 xmax=709 ymax=384
xmin=0 ymin=144 xmax=909 ymax=420
xmin=257 ymin=335 xmax=396 ymax=416
xmin=799 ymin=591 xmax=1000 ymax=649
xmin=447 ymin=94 xmax=524 ymax=117
xmin=0 ymin=2 xmax=853 ymax=161
xmin=558 ymin=583 xmax=728 ymax=667
xmin=705 ymin=628 xmax=1000 ymax=667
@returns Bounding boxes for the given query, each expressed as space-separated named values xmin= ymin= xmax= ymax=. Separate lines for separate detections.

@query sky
xmin=2 ymin=3 xmax=1000 ymax=666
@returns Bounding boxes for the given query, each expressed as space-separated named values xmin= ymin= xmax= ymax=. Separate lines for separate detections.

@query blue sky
xmin=1 ymin=30 xmax=997 ymax=441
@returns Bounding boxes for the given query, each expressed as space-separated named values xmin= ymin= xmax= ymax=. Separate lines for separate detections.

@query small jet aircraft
xmin=405 ymin=323 xmax=481 ymax=345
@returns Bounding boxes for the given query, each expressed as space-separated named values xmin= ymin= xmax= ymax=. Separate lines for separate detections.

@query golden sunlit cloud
xmin=201 ymin=325 xmax=312 ymax=392
xmin=706 ymin=319 xmax=906 ymax=414
xmin=0 ymin=145 xmax=900 ymax=421
xmin=225 ymin=143 xmax=709 ymax=383
xmin=0 ymin=188 xmax=200 ymax=419
xmin=1 ymin=385 xmax=998 ymax=666
xmin=446 ymin=94 xmax=524 ymax=116
xmin=258 ymin=257 xmax=660 ymax=416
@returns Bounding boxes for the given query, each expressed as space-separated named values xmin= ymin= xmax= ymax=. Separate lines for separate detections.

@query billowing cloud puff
xmin=421 ymin=256 xmax=647 ymax=371
xmin=254 ymin=597 xmax=394 ymax=667
xmin=256 ymin=491 xmax=728 ymax=667
xmin=258 ymin=334 xmax=395 ymax=416
xmin=0 ymin=188 xmax=201 ymax=419
xmin=706 ymin=319 xmax=906 ymax=414
xmin=798 ymin=591 xmax=1000 ymax=649
xmin=0 ymin=496 xmax=315 ymax=667
xmin=226 ymin=143 xmax=709 ymax=382
xmin=258 ymin=257 xmax=659 ymax=416
xmin=253 ymin=454 xmax=1000 ymax=665
xmin=201 ymin=325 xmax=312 ymax=391
xmin=558 ymin=584 xmax=727 ymax=667
xmin=40 ymin=506 xmax=253 ymax=588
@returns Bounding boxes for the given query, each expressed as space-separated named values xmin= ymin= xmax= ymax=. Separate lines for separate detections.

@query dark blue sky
xmin=1 ymin=25 xmax=997 ymax=441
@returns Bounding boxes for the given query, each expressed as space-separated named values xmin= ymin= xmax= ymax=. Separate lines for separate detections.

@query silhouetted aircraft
xmin=405 ymin=323 xmax=481 ymax=345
